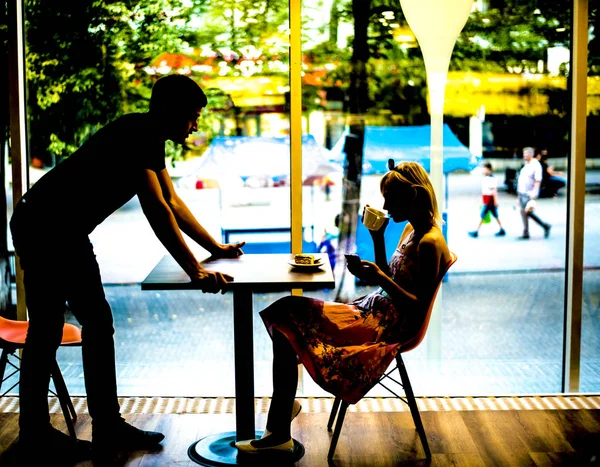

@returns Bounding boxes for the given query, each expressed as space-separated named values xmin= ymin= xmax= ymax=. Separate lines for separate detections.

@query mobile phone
xmin=345 ymin=254 xmax=361 ymax=265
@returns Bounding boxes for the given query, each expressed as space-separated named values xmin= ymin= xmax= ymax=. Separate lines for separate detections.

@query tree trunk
xmin=334 ymin=0 xmax=371 ymax=302
xmin=328 ymin=0 xmax=340 ymax=45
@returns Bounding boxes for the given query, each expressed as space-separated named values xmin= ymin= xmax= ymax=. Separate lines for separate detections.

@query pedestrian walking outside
xmin=468 ymin=162 xmax=506 ymax=238
xmin=516 ymin=146 xmax=551 ymax=239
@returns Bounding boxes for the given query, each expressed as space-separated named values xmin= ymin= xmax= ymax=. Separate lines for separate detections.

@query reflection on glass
xmin=11 ymin=0 xmax=595 ymax=398
xmin=300 ymin=0 xmax=572 ymax=396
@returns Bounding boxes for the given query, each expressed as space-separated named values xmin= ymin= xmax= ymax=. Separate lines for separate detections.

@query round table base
xmin=188 ymin=431 xmax=305 ymax=466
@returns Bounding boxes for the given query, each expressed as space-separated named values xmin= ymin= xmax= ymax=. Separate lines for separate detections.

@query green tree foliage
xmin=302 ymin=0 xmax=429 ymax=120
xmin=185 ymin=0 xmax=289 ymax=65
xmin=454 ymin=0 xmax=572 ymax=73
xmin=303 ymin=0 xmax=594 ymax=117
xmin=25 ymin=0 xmax=205 ymax=166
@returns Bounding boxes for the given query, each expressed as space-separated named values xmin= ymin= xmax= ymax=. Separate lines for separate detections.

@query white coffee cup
xmin=362 ymin=206 xmax=387 ymax=231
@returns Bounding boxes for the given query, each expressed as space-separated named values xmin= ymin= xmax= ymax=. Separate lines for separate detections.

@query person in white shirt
xmin=517 ymin=147 xmax=551 ymax=239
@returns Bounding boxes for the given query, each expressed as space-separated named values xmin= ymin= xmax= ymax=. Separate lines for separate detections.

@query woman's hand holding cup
xmin=362 ymin=205 xmax=388 ymax=232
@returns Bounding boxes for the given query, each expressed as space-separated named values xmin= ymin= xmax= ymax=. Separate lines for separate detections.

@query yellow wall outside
xmin=203 ymin=72 xmax=600 ymax=117
xmin=444 ymin=72 xmax=600 ymax=117
xmin=203 ymin=75 xmax=287 ymax=108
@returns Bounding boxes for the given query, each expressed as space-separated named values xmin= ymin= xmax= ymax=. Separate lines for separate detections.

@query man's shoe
xmin=544 ymin=224 xmax=551 ymax=238
xmin=468 ymin=231 xmax=478 ymax=238
xmin=19 ymin=425 xmax=93 ymax=464
xmin=93 ymin=419 xmax=165 ymax=452
xmin=495 ymin=229 xmax=506 ymax=237
xmin=517 ymin=234 xmax=530 ymax=240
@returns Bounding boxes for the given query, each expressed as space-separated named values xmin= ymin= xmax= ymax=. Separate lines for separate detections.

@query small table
xmin=142 ymin=253 xmax=335 ymax=466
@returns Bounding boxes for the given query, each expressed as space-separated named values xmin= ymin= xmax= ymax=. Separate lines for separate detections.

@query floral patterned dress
xmin=260 ymin=246 xmax=419 ymax=404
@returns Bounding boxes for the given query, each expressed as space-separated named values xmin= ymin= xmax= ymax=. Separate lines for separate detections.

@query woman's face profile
xmin=382 ymin=182 xmax=413 ymax=223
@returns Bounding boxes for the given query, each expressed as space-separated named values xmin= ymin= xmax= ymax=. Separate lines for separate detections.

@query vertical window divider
xmin=290 ymin=0 xmax=302 ymax=298
xmin=8 ymin=0 xmax=28 ymax=322
xmin=563 ymin=0 xmax=588 ymax=392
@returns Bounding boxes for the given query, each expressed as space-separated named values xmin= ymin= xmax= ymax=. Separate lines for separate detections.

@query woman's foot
xmin=235 ymin=434 xmax=294 ymax=453
xmin=261 ymin=399 xmax=302 ymax=439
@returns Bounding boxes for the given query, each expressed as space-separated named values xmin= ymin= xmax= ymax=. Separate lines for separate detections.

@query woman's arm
xmin=369 ymin=220 xmax=390 ymax=275
xmin=548 ymin=165 xmax=565 ymax=177
xmin=368 ymin=216 xmax=412 ymax=276
xmin=349 ymin=230 xmax=444 ymax=308
xmin=347 ymin=259 xmax=418 ymax=306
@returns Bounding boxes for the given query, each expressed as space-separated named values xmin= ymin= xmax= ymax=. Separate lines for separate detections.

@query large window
xmin=5 ymin=0 xmax=598 ymax=397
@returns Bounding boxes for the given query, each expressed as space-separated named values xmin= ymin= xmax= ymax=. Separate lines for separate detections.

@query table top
xmin=141 ymin=253 xmax=335 ymax=292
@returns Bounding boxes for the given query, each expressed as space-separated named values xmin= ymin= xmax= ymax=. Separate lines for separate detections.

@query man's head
xmin=523 ymin=147 xmax=535 ymax=162
xmin=149 ymin=74 xmax=208 ymax=144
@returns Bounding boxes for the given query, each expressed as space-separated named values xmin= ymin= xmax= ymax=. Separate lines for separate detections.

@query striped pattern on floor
xmin=1 ymin=395 xmax=599 ymax=415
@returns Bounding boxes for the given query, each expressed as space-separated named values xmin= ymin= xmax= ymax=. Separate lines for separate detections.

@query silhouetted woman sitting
xmin=236 ymin=161 xmax=452 ymax=453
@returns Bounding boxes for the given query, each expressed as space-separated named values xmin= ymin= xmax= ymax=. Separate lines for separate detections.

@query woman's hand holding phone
xmin=345 ymin=253 xmax=361 ymax=274
xmin=345 ymin=254 xmax=383 ymax=285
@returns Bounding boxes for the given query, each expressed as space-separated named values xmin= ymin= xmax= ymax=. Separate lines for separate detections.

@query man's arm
xmin=531 ymin=181 xmax=541 ymax=199
xmin=154 ymin=169 xmax=244 ymax=257
xmin=137 ymin=168 xmax=233 ymax=292
xmin=153 ymin=169 xmax=221 ymax=255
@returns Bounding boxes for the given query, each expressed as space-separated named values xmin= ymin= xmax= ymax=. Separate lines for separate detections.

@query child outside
xmin=469 ymin=162 xmax=506 ymax=238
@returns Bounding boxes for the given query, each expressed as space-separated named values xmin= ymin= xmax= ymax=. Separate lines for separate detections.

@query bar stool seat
xmin=0 ymin=316 xmax=82 ymax=438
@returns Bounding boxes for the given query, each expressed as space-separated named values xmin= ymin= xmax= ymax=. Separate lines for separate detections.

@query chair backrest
xmin=400 ymin=251 xmax=457 ymax=353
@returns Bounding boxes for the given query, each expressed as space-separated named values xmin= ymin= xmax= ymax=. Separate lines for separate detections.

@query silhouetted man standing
xmin=10 ymin=74 xmax=245 ymax=464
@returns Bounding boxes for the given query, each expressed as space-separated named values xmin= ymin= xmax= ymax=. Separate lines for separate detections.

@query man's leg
xmin=18 ymin=254 xmax=93 ymax=463
xmin=65 ymin=239 xmax=164 ymax=455
xmin=64 ymin=240 xmax=120 ymax=425
xmin=517 ymin=191 xmax=550 ymax=238
xmin=527 ymin=211 xmax=551 ymax=237
xmin=518 ymin=194 xmax=530 ymax=238
xmin=20 ymin=266 xmax=67 ymax=435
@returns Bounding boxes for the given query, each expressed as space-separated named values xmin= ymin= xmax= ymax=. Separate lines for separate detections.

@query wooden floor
xmin=1 ymin=409 xmax=599 ymax=466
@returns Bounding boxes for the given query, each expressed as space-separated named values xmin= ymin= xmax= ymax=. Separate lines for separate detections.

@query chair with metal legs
xmin=326 ymin=252 xmax=458 ymax=460
xmin=0 ymin=316 xmax=82 ymax=438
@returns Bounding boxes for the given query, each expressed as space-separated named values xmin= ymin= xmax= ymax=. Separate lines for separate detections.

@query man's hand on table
xmin=215 ymin=241 xmax=246 ymax=258
xmin=190 ymin=267 xmax=234 ymax=294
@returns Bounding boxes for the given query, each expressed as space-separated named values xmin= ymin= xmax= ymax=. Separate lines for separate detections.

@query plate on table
xmin=288 ymin=258 xmax=324 ymax=271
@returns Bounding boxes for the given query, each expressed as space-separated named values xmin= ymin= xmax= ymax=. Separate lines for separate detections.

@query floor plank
xmin=0 ymin=409 xmax=598 ymax=466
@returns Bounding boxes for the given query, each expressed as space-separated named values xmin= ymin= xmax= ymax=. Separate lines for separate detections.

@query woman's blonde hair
xmin=380 ymin=161 xmax=443 ymax=227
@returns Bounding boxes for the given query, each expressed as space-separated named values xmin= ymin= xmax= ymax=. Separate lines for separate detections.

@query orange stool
xmin=0 ymin=316 xmax=82 ymax=438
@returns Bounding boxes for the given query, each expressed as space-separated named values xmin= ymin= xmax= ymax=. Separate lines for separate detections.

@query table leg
xmin=233 ymin=289 xmax=255 ymax=441
xmin=188 ymin=288 xmax=305 ymax=465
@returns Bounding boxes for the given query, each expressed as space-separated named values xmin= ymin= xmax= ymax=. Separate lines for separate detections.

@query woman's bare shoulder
xmin=421 ymin=227 xmax=451 ymax=259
